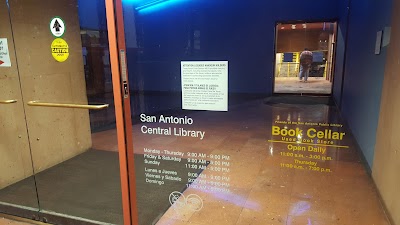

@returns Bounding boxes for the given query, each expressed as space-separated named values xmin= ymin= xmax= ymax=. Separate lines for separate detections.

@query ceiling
xmin=277 ymin=22 xmax=336 ymax=31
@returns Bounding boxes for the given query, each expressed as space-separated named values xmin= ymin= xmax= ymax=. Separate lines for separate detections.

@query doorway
xmin=1 ymin=1 xmax=392 ymax=225
xmin=0 ymin=0 xmax=131 ymax=224
xmin=273 ymin=21 xmax=337 ymax=95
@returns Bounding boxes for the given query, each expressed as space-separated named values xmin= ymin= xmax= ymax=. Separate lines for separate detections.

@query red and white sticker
xmin=0 ymin=38 xmax=11 ymax=67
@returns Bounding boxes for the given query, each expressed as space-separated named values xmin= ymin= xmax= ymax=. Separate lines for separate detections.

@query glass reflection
xmin=0 ymin=0 xmax=123 ymax=224
xmin=122 ymin=1 xmax=388 ymax=225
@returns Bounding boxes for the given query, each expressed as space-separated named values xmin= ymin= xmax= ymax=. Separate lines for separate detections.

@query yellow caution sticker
xmin=51 ymin=38 xmax=69 ymax=62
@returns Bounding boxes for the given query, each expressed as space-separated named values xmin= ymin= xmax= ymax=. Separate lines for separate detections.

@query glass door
xmin=0 ymin=0 xmax=39 ymax=217
xmin=0 ymin=0 xmax=132 ymax=224
xmin=118 ymin=1 xmax=391 ymax=225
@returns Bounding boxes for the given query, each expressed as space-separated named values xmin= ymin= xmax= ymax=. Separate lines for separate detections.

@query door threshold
xmin=0 ymin=203 xmax=113 ymax=225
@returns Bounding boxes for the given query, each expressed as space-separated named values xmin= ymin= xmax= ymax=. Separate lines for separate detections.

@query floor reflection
xmin=92 ymin=96 xmax=389 ymax=225
xmin=274 ymin=77 xmax=332 ymax=94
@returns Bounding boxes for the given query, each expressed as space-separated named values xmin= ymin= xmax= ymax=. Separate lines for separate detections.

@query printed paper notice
xmin=0 ymin=38 xmax=11 ymax=67
xmin=181 ymin=61 xmax=228 ymax=111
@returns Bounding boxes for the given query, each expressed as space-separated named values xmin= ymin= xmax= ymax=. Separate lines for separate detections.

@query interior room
xmin=274 ymin=22 xmax=337 ymax=95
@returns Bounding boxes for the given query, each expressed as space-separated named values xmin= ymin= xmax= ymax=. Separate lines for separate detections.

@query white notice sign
xmin=181 ymin=61 xmax=228 ymax=111
xmin=0 ymin=38 xmax=11 ymax=67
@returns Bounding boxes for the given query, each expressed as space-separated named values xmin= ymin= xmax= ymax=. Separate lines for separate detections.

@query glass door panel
xmin=121 ymin=1 xmax=245 ymax=224
xmin=0 ymin=0 xmax=39 ymax=213
xmin=119 ymin=1 xmax=391 ymax=225
xmin=0 ymin=0 xmax=127 ymax=224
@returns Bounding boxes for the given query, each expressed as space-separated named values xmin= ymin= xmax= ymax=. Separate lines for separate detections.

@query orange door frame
xmin=105 ymin=0 xmax=139 ymax=224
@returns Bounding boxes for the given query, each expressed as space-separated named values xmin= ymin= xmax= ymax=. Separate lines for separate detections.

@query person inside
xmin=299 ymin=48 xmax=313 ymax=82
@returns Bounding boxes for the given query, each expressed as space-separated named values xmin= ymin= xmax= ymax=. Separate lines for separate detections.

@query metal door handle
xmin=0 ymin=100 xmax=17 ymax=104
xmin=27 ymin=101 xmax=109 ymax=110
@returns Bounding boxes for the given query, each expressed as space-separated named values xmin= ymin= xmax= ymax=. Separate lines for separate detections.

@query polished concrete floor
xmin=274 ymin=77 xmax=332 ymax=94
xmin=92 ymin=97 xmax=389 ymax=225
xmin=1 ymin=97 xmax=390 ymax=225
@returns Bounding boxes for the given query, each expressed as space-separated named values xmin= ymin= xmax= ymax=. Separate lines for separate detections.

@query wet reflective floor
xmin=92 ymin=97 xmax=390 ymax=225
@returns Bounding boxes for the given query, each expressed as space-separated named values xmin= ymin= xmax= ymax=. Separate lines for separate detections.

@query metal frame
xmin=105 ymin=0 xmax=138 ymax=224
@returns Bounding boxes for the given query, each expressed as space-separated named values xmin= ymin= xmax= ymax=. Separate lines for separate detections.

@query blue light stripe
xmin=135 ymin=0 xmax=170 ymax=10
